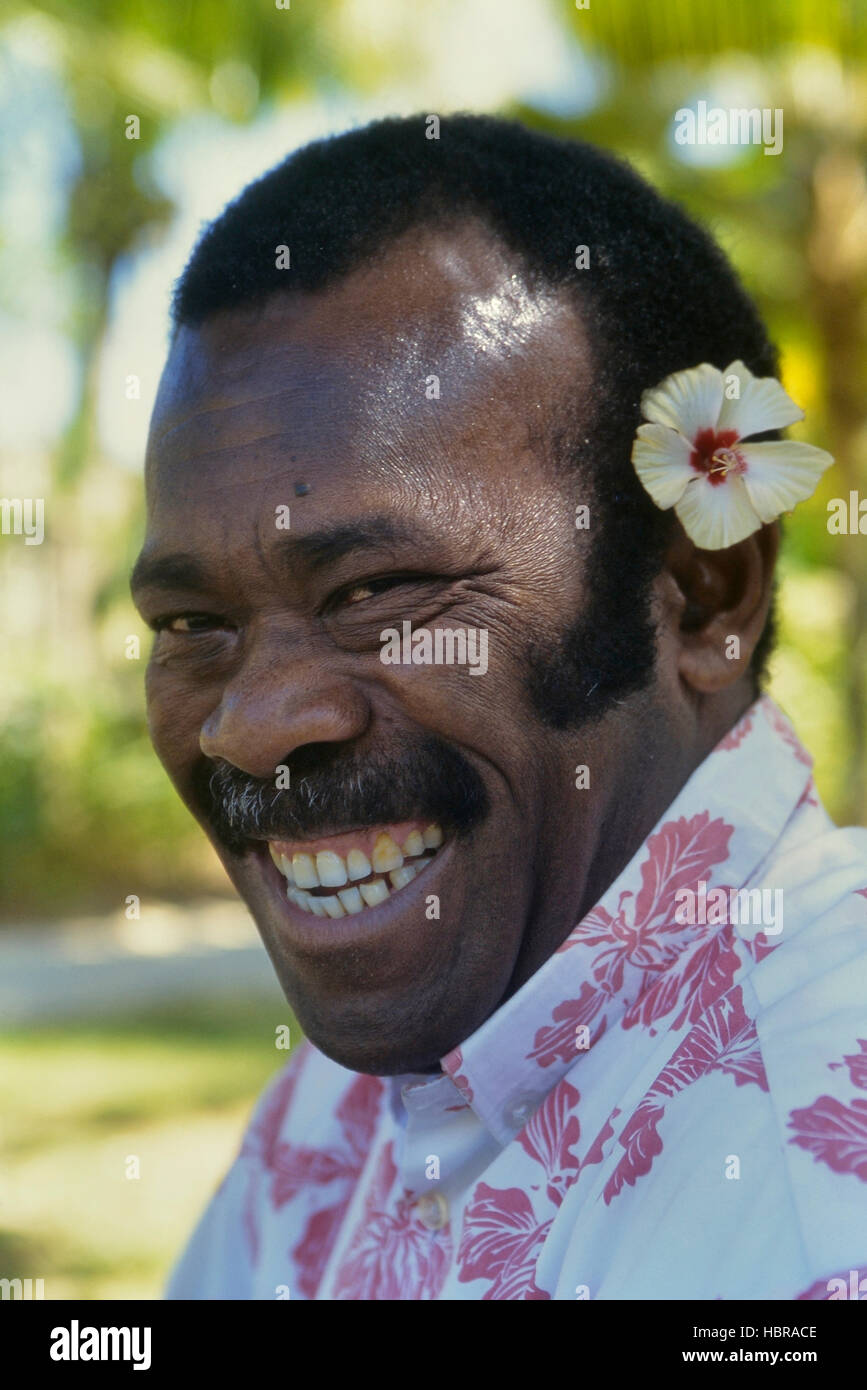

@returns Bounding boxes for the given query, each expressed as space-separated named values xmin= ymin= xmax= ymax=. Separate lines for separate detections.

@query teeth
xmin=316 ymin=850 xmax=348 ymax=887
xmin=359 ymin=878 xmax=390 ymax=907
xmin=292 ymin=853 xmax=319 ymax=889
xmin=269 ymin=844 xmax=295 ymax=882
xmin=372 ymin=833 xmax=403 ymax=874
xmin=338 ymin=886 xmax=364 ymax=914
xmin=347 ymin=848 xmax=372 ymax=881
xmin=389 ymin=864 xmax=419 ymax=889
xmin=274 ymin=824 xmax=446 ymax=917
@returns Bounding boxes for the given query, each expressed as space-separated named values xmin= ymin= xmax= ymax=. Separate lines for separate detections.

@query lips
xmin=267 ymin=821 xmax=445 ymax=918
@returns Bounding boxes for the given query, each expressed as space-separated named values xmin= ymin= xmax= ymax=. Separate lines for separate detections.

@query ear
xmin=664 ymin=523 xmax=780 ymax=693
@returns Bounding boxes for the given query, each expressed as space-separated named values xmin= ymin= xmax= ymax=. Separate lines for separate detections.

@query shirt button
xmin=505 ymin=1095 xmax=538 ymax=1130
xmin=415 ymin=1192 xmax=449 ymax=1231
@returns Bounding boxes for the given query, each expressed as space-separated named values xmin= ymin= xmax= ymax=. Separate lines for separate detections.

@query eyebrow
xmin=130 ymin=515 xmax=435 ymax=597
xmin=129 ymin=551 xmax=208 ymax=596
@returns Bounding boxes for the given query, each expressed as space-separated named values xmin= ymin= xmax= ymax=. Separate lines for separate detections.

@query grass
xmin=0 ymin=997 xmax=297 ymax=1300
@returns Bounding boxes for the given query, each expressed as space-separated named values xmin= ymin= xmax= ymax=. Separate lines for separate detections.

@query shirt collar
xmin=439 ymin=695 xmax=814 ymax=1146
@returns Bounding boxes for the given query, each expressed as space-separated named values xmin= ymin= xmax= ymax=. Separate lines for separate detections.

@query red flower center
xmin=690 ymin=428 xmax=743 ymax=486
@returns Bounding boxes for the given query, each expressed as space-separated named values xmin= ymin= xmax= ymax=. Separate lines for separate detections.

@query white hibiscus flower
xmin=631 ymin=359 xmax=833 ymax=549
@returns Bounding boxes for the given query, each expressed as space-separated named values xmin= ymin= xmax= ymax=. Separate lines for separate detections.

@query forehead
xmin=144 ymin=223 xmax=592 ymax=539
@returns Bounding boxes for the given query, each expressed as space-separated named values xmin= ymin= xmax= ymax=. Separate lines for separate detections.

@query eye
xmin=341 ymin=578 xmax=397 ymax=605
xmin=152 ymin=613 xmax=224 ymax=633
xmin=333 ymin=575 xmax=419 ymax=609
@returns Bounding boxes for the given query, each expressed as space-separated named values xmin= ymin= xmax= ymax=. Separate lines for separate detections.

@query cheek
xmin=374 ymin=659 xmax=519 ymax=754
xmin=145 ymin=662 xmax=212 ymax=779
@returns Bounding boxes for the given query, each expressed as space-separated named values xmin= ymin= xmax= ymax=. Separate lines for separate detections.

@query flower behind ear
xmin=631 ymin=360 xmax=833 ymax=549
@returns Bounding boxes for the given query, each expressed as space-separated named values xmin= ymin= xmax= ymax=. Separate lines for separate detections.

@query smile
xmin=267 ymin=821 xmax=444 ymax=918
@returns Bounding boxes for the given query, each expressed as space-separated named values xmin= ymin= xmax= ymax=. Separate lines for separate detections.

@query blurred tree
xmin=1 ymin=0 xmax=343 ymax=914
xmin=559 ymin=1 xmax=867 ymax=821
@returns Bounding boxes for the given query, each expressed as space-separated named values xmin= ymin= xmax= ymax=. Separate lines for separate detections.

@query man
xmin=132 ymin=115 xmax=867 ymax=1299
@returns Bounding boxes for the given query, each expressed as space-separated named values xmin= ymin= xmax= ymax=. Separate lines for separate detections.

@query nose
xmin=199 ymin=629 xmax=371 ymax=779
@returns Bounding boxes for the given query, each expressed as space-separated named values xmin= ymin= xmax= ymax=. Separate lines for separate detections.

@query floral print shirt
xmin=167 ymin=696 xmax=867 ymax=1300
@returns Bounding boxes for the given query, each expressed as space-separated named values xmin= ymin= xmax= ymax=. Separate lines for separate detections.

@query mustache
xmin=191 ymin=735 xmax=490 ymax=855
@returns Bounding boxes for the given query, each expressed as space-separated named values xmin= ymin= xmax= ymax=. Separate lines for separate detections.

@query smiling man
xmin=133 ymin=115 xmax=867 ymax=1300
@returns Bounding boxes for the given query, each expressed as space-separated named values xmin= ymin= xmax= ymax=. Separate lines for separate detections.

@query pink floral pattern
xmin=240 ymin=1045 xmax=308 ymax=1264
xmin=840 ymin=1040 xmax=867 ymax=1091
xmin=796 ymin=777 xmax=819 ymax=810
xmin=332 ymin=1142 xmax=452 ymax=1300
xmin=788 ymin=1039 xmax=867 ymax=1184
xmin=764 ymin=700 xmax=812 ymax=767
xmin=458 ymin=1081 xmax=582 ymax=1298
xmin=457 ymin=1185 xmax=553 ymax=1300
xmin=742 ymin=930 xmax=782 ymax=965
xmin=528 ymin=983 xmax=607 ymax=1069
xmin=604 ymin=987 xmax=768 ymax=1204
xmin=797 ymin=1265 xmax=867 ymax=1300
xmin=442 ymin=1045 xmax=474 ymax=1103
xmin=623 ymin=922 xmax=741 ymax=1034
xmin=291 ymin=1075 xmax=384 ymax=1296
xmin=241 ymin=1048 xmax=384 ymax=1298
xmin=583 ymin=1108 xmax=621 ymax=1170
xmin=718 ymin=715 xmax=753 ymax=750
xmin=532 ymin=812 xmax=736 ymax=1057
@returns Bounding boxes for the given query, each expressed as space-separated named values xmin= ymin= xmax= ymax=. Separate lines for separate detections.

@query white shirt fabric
xmin=166 ymin=696 xmax=867 ymax=1300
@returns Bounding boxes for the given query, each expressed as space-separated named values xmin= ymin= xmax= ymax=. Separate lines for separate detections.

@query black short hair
xmin=173 ymin=113 xmax=779 ymax=684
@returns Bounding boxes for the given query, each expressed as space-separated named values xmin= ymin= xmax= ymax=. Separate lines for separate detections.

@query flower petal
xmin=641 ymin=363 xmax=723 ymax=440
xmin=631 ymin=423 xmax=696 ymax=509
xmin=674 ymin=474 xmax=761 ymax=549
xmin=717 ymin=360 xmax=805 ymax=439
xmin=739 ymin=440 xmax=835 ymax=522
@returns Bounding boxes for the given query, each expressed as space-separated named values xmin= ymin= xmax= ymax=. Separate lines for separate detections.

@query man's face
xmin=133 ymin=224 xmax=674 ymax=1074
